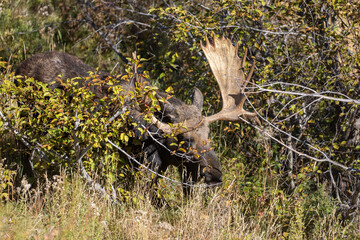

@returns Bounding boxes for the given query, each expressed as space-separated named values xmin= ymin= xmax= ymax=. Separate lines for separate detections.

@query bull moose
xmin=15 ymin=35 xmax=257 ymax=196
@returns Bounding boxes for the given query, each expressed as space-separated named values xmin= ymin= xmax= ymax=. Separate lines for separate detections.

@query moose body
xmin=15 ymin=36 xmax=258 ymax=196
xmin=15 ymin=51 xmax=222 ymax=193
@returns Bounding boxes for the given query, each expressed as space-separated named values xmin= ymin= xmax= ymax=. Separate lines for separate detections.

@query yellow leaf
xmin=178 ymin=148 xmax=187 ymax=153
xmin=165 ymin=86 xmax=173 ymax=94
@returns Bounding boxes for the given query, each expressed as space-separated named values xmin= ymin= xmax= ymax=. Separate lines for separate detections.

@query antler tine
xmin=241 ymin=48 xmax=247 ymax=69
xmin=239 ymin=59 xmax=256 ymax=112
xmin=241 ymin=58 xmax=256 ymax=93
xmin=246 ymin=59 xmax=256 ymax=84
xmin=239 ymin=59 xmax=255 ymax=112
xmin=151 ymin=116 xmax=172 ymax=134
xmin=240 ymin=51 xmax=255 ymax=93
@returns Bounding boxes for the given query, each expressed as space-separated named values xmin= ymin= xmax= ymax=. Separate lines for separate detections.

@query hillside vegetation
xmin=1 ymin=0 xmax=360 ymax=238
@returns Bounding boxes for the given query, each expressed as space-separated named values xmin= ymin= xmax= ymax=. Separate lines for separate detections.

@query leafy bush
xmin=0 ymin=59 xmax=162 ymax=200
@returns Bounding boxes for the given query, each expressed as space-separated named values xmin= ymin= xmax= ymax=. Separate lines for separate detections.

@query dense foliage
xmin=1 ymin=0 xmax=360 ymax=238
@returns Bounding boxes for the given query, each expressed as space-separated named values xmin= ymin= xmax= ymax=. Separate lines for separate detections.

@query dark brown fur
xmin=16 ymin=52 xmax=100 ymax=87
xmin=15 ymin=51 xmax=222 ymax=195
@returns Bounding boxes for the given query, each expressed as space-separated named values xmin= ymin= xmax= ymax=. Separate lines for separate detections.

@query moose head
xmin=149 ymin=35 xmax=258 ymax=189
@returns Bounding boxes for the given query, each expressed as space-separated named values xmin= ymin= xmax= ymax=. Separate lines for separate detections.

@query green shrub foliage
xmin=0 ymin=60 xmax=161 ymax=199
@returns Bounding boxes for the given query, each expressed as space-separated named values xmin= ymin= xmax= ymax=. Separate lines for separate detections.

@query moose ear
xmin=191 ymin=87 xmax=203 ymax=111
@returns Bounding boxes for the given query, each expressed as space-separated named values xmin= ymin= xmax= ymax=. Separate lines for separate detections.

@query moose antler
xmin=201 ymin=35 xmax=258 ymax=124
xmin=151 ymin=35 xmax=259 ymax=134
xmin=151 ymin=116 xmax=173 ymax=134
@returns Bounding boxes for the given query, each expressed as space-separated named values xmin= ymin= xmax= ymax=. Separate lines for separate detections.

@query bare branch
xmin=251 ymin=81 xmax=360 ymax=105
xmin=77 ymin=0 xmax=129 ymax=64
xmin=107 ymin=139 xmax=221 ymax=188
xmin=240 ymin=96 xmax=359 ymax=173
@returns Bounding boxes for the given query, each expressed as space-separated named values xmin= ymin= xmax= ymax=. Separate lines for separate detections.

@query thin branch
xmin=0 ymin=109 xmax=51 ymax=163
xmin=107 ymin=139 xmax=221 ymax=188
xmin=251 ymin=81 xmax=360 ymax=105
xmin=276 ymin=97 xmax=323 ymax=123
xmin=242 ymin=97 xmax=358 ymax=172
xmin=78 ymin=0 xmax=129 ymax=64
xmin=77 ymin=156 xmax=119 ymax=204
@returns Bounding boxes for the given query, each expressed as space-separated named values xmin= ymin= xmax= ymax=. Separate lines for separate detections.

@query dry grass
xmin=1 ymin=171 xmax=359 ymax=240
xmin=0 ymin=176 xmax=259 ymax=239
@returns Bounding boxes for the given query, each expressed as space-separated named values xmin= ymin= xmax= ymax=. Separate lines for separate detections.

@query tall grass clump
xmin=1 ymin=170 xmax=359 ymax=239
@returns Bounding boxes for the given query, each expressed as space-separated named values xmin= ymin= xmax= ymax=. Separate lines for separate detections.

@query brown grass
xmin=1 ymin=171 xmax=359 ymax=240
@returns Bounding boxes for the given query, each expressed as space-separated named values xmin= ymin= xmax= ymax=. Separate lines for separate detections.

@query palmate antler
xmin=201 ymin=35 xmax=258 ymax=124
xmin=152 ymin=35 xmax=259 ymax=134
